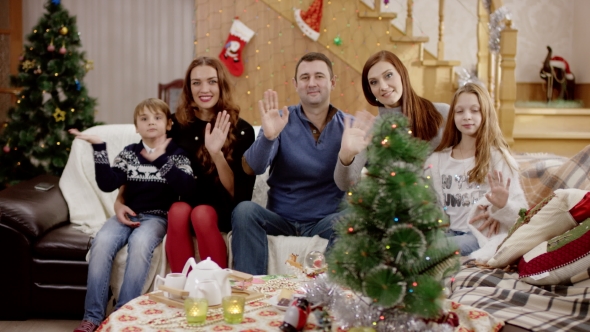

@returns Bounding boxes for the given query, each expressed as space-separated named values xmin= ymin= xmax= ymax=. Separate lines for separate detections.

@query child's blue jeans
xmin=83 ymin=213 xmax=167 ymax=326
xmin=446 ymin=229 xmax=480 ymax=256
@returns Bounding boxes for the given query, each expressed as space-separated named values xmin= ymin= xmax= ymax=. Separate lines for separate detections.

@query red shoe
xmin=73 ymin=320 xmax=99 ymax=332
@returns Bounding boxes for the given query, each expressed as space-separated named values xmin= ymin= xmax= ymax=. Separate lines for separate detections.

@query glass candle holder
xmin=222 ymin=295 xmax=245 ymax=324
xmin=184 ymin=297 xmax=208 ymax=324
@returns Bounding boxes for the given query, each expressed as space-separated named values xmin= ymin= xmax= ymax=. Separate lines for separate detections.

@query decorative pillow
xmin=518 ymin=145 xmax=590 ymax=208
xmin=518 ymin=218 xmax=590 ymax=285
xmin=487 ymin=189 xmax=590 ymax=268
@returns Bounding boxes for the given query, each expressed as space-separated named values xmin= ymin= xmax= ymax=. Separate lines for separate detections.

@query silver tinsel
xmin=455 ymin=67 xmax=486 ymax=88
xmin=488 ymin=6 xmax=511 ymax=54
xmin=481 ymin=0 xmax=491 ymax=14
xmin=301 ymin=275 xmax=455 ymax=332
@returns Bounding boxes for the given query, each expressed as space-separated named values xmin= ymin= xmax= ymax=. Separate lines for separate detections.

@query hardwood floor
xmin=0 ymin=319 xmax=79 ymax=332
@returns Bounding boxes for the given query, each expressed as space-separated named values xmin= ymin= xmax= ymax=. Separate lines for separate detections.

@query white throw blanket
xmin=59 ymin=124 xmax=163 ymax=305
xmin=60 ymin=124 xmax=141 ymax=236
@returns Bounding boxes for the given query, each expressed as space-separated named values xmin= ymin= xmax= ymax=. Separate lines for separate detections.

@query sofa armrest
xmin=0 ymin=174 xmax=69 ymax=240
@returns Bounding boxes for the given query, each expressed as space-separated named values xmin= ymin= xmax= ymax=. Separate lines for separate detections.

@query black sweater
xmin=92 ymin=140 xmax=195 ymax=217
xmin=168 ymin=114 xmax=255 ymax=232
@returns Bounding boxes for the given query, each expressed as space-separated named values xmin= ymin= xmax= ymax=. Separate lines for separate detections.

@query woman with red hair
xmin=116 ymin=57 xmax=255 ymax=270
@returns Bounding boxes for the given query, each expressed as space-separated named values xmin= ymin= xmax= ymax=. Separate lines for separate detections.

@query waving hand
xmin=258 ymin=89 xmax=290 ymax=140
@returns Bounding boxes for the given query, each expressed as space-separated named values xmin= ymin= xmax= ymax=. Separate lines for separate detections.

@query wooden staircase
xmin=512 ymin=107 xmax=590 ymax=157
xmin=259 ymin=0 xmax=460 ymax=104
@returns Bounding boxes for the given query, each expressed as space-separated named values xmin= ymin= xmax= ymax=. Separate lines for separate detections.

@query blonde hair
xmin=435 ymin=83 xmax=514 ymax=184
xmin=175 ymin=56 xmax=240 ymax=175
xmin=133 ymin=98 xmax=171 ymax=126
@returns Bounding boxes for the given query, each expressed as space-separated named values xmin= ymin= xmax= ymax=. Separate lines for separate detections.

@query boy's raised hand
xmin=339 ymin=110 xmax=375 ymax=165
xmin=68 ymin=128 xmax=103 ymax=144
xmin=204 ymin=110 xmax=231 ymax=157
xmin=258 ymin=89 xmax=289 ymax=140
xmin=485 ymin=170 xmax=511 ymax=209
xmin=140 ymin=138 xmax=172 ymax=162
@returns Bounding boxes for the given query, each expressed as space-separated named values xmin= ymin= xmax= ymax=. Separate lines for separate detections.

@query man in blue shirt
xmin=231 ymin=52 xmax=374 ymax=275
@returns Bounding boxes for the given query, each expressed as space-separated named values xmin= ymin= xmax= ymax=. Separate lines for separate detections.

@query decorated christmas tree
xmin=0 ymin=0 xmax=98 ymax=188
xmin=327 ymin=113 xmax=460 ymax=321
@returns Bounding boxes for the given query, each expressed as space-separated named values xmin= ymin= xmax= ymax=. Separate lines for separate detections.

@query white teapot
xmin=188 ymin=279 xmax=222 ymax=305
xmin=181 ymin=257 xmax=232 ymax=299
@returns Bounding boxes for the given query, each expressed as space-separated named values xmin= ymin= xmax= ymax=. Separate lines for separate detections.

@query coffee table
xmin=96 ymin=275 xmax=312 ymax=331
xmin=96 ymin=274 xmax=503 ymax=331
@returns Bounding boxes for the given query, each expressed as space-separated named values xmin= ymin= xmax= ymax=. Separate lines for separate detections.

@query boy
xmin=69 ymin=98 xmax=195 ymax=332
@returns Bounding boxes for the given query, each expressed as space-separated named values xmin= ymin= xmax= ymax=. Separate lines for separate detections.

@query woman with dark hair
xmin=335 ymin=50 xmax=449 ymax=189
xmin=116 ymin=57 xmax=255 ymax=270
xmin=361 ymin=50 xmax=448 ymax=149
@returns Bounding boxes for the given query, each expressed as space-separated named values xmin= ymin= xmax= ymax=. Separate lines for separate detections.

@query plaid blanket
xmin=515 ymin=145 xmax=590 ymax=208
xmin=449 ymin=267 xmax=590 ymax=332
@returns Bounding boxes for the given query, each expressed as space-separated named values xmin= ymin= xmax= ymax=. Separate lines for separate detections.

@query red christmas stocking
xmin=218 ymin=19 xmax=255 ymax=76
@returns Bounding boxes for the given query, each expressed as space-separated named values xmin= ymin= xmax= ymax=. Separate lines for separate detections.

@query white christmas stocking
xmin=218 ymin=19 xmax=255 ymax=77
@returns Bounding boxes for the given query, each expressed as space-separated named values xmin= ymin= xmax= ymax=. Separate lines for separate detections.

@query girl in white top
xmin=424 ymin=83 xmax=527 ymax=263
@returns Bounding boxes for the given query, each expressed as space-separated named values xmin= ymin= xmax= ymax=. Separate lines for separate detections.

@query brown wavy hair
xmin=362 ymin=50 xmax=443 ymax=141
xmin=175 ymin=56 xmax=239 ymax=175
xmin=435 ymin=83 xmax=514 ymax=184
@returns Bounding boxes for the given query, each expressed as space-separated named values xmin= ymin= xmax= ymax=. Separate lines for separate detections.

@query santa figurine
xmin=279 ymin=298 xmax=311 ymax=332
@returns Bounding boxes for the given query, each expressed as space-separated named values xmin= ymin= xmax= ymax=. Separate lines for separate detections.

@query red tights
xmin=166 ymin=202 xmax=228 ymax=272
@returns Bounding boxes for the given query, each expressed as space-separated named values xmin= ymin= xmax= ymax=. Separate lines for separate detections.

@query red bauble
xmin=59 ymin=46 xmax=67 ymax=54
xmin=3 ymin=146 xmax=10 ymax=153
xmin=47 ymin=44 xmax=55 ymax=52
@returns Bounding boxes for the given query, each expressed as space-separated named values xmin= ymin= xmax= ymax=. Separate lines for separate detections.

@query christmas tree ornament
xmin=333 ymin=36 xmax=342 ymax=46
xmin=19 ymin=55 xmax=24 ymax=61
xmin=59 ymin=43 xmax=67 ymax=54
xmin=51 ymin=0 xmax=60 ymax=4
xmin=3 ymin=145 xmax=9 ymax=153
xmin=52 ymin=107 xmax=66 ymax=122
xmin=218 ymin=18 xmax=255 ymax=77
xmin=304 ymin=250 xmax=326 ymax=271
xmin=84 ymin=59 xmax=94 ymax=72
xmin=59 ymin=26 xmax=68 ymax=35
xmin=280 ymin=297 xmax=311 ymax=332
xmin=47 ymin=39 xmax=55 ymax=52
xmin=75 ymin=78 xmax=81 ymax=91
xmin=294 ymin=0 xmax=323 ymax=41
xmin=21 ymin=60 xmax=35 ymax=71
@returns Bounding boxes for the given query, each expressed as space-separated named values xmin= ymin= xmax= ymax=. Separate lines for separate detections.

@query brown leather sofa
xmin=0 ymin=174 xmax=91 ymax=320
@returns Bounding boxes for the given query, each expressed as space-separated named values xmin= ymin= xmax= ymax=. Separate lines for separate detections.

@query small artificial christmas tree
xmin=327 ymin=113 xmax=460 ymax=321
xmin=0 ymin=0 xmax=98 ymax=188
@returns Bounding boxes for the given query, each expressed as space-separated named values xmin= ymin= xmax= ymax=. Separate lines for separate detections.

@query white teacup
xmin=155 ymin=273 xmax=186 ymax=299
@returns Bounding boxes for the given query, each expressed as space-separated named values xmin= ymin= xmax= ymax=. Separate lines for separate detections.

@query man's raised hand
xmin=258 ymin=89 xmax=289 ymax=140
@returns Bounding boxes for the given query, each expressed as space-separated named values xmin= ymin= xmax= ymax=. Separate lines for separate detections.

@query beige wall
xmin=22 ymin=0 xmax=194 ymax=124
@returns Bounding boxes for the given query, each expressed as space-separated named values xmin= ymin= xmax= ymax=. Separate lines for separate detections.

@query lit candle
xmin=184 ymin=297 xmax=208 ymax=324
xmin=222 ymin=296 xmax=245 ymax=324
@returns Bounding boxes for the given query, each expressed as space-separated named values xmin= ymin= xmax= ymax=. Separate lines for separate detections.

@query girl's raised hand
xmin=204 ymin=110 xmax=231 ymax=156
xmin=485 ymin=170 xmax=511 ymax=209
xmin=68 ymin=128 xmax=103 ymax=144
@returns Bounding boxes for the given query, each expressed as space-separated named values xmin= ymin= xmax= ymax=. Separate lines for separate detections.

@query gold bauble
xmin=60 ymin=26 xmax=68 ymax=35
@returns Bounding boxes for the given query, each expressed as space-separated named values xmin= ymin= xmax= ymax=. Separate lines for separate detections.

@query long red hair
xmin=175 ymin=56 xmax=239 ymax=175
xmin=362 ymin=50 xmax=443 ymax=142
